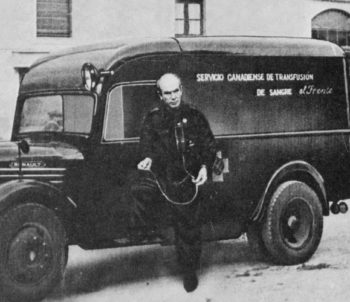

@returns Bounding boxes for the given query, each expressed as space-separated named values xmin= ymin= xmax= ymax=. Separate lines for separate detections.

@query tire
xmin=262 ymin=181 xmax=323 ymax=265
xmin=246 ymin=222 xmax=270 ymax=261
xmin=0 ymin=203 xmax=67 ymax=302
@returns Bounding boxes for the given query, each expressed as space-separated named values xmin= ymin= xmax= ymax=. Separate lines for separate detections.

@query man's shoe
xmin=183 ymin=272 xmax=198 ymax=292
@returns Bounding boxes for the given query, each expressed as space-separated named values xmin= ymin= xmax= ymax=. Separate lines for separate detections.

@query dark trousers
xmin=130 ymin=171 xmax=202 ymax=273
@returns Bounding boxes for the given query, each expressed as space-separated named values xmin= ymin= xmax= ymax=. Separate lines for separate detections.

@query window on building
xmin=312 ymin=9 xmax=350 ymax=46
xmin=175 ymin=0 xmax=204 ymax=36
xmin=37 ymin=0 xmax=71 ymax=37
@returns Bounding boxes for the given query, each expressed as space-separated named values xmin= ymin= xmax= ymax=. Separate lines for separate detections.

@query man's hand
xmin=137 ymin=157 xmax=152 ymax=171
xmin=193 ymin=165 xmax=207 ymax=186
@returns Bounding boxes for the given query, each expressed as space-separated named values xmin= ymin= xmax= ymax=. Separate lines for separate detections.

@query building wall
xmin=0 ymin=0 xmax=350 ymax=139
xmin=206 ymin=0 xmax=350 ymax=37
xmin=0 ymin=0 xmax=175 ymax=51
xmin=73 ymin=0 xmax=174 ymax=43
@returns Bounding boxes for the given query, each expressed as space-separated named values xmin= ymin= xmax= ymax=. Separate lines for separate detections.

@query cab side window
xmin=104 ymin=86 xmax=124 ymax=140
xmin=104 ymin=83 xmax=158 ymax=141
xmin=64 ymin=95 xmax=94 ymax=133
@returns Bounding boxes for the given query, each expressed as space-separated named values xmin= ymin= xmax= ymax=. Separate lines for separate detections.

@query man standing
xmin=132 ymin=73 xmax=216 ymax=292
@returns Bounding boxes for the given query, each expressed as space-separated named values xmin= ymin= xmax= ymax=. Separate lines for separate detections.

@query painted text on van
xmin=269 ymin=88 xmax=292 ymax=96
xmin=256 ymin=88 xmax=293 ymax=96
xmin=299 ymin=85 xmax=333 ymax=95
xmin=274 ymin=73 xmax=314 ymax=81
xmin=227 ymin=73 xmax=265 ymax=82
xmin=196 ymin=73 xmax=225 ymax=82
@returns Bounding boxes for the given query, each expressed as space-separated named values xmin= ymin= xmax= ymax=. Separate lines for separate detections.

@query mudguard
xmin=251 ymin=160 xmax=328 ymax=222
xmin=0 ymin=179 xmax=77 ymax=232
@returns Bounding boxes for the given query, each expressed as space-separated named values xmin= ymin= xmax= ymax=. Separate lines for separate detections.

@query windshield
xmin=19 ymin=95 xmax=94 ymax=134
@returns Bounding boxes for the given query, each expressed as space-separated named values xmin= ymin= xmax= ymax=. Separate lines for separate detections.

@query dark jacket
xmin=140 ymin=102 xmax=216 ymax=181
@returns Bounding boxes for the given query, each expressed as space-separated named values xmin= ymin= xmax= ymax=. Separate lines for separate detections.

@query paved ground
xmin=44 ymin=211 xmax=350 ymax=302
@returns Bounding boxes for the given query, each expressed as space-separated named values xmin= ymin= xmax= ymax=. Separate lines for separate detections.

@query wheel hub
xmin=7 ymin=225 xmax=53 ymax=284
xmin=287 ymin=215 xmax=300 ymax=231
xmin=281 ymin=198 xmax=313 ymax=249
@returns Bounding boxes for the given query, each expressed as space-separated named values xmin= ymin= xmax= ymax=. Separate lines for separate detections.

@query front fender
xmin=0 ymin=179 xmax=77 ymax=230
xmin=251 ymin=160 xmax=328 ymax=222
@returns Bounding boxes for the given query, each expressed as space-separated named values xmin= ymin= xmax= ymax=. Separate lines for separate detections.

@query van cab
xmin=0 ymin=36 xmax=349 ymax=301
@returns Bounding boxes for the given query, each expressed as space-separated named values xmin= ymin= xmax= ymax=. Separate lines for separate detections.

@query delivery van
xmin=0 ymin=36 xmax=349 ymax=301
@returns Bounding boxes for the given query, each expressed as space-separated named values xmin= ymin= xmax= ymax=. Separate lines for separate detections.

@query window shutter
xmin=37 ymin=0 xmax=71 ymax=37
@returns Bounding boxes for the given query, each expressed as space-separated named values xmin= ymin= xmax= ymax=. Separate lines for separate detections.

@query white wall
xmin=206 ymin=0 xmax=350 ymax=37
xmin=0 ymin=0 xmax=175 ymax=51
xmin=73 ymin=0 xmax=174 ymax=43
xmin=206 ymin=0 xmax=306 ymax=37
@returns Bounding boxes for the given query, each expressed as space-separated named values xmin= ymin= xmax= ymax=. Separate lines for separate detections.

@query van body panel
xmin=208 ymin=132 xmax=348 ymax=220
xmin=21 ymin=38 xmax=181 ymax=94
xmin=81 ymin=50 xmax=350 ymax=235
xmin=21 ymin=36 xmax=344 ymax=94
xmin=10 ymin=36 xmax=350 ymax=245
xmin=176 ymin=36 xmax=344 ymax=57
xmin=252 ymin=160 xmax=327 ymax=221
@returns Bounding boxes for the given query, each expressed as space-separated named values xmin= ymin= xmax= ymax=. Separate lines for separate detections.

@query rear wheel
xmin=0 ymin=203 xmax=67 ymax=302
xmin=262 ymin=181 xmax=323 ymax=265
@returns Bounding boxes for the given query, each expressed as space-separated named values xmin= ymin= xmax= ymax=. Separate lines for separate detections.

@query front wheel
xmin=0 ymin=203 xmax=67 ymax=302
xmin=262 ymin=181 xmax=323 ymax=265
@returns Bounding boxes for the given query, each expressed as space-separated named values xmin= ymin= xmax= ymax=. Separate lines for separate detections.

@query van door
xmin=89 ymin=82 xmax=159 ymax=238
xmin=91 ymin=54 xmax=181 ymax=240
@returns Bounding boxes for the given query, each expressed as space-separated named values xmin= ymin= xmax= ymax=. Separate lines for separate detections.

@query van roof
xmin=20 ymin=36 xmax=344 ymax=94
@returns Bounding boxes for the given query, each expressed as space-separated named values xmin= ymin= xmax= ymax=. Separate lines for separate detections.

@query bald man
xmin=131 ymin=73 xmax=216 ymax=292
